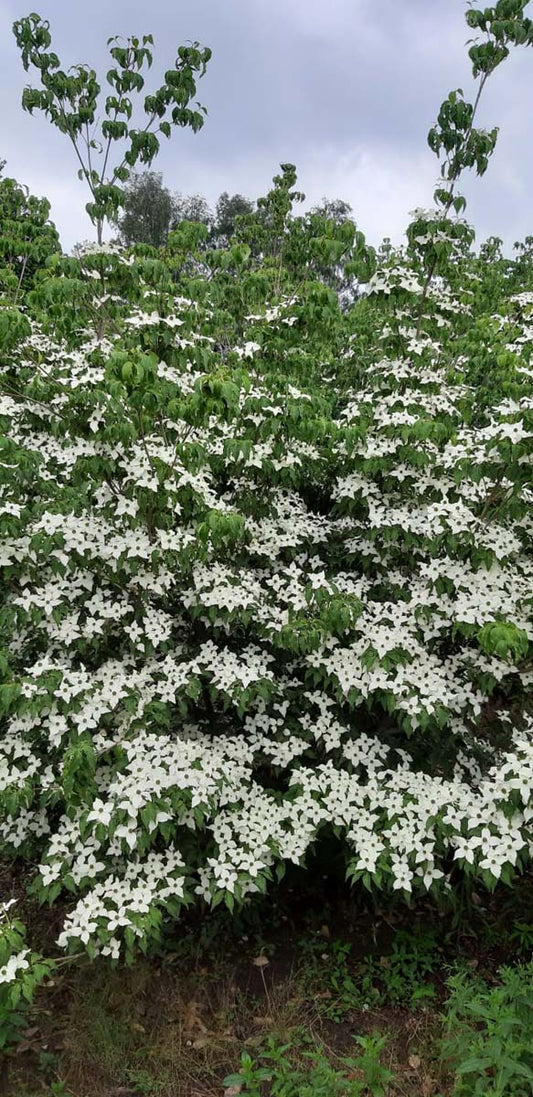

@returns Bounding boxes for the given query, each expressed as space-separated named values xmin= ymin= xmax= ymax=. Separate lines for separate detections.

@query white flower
xmin=0 ymin=951 xmax=30 ymax=983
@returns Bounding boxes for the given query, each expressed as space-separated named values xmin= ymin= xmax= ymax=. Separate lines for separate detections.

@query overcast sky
xmin=2 ymin=0 xmax=533 ymax=253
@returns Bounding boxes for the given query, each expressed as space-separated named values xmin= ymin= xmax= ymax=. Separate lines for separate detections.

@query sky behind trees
xmin=2 ymin=0 xmax=533 ymax=251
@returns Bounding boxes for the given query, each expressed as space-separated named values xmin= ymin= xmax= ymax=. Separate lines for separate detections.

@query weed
xmin=126 ymin=1066 xmax=165 ymax=1095
xmin=370 ymin=926 xmax=440 ymax=1007
xmin=299 ymin=924 xmax=440 ymax=1019
xmin=223 ymin=1033 xmax=393 ymax=1096
xmin=341 ymin=1035 xmax=395 ymax=1096
xmin=298 ymin=938 xmax=379 ymax=1019
xmin=509 ymin=921 xmax=533 ymax=956
xmin=442 ymin=961 xmax=533 ymax=1095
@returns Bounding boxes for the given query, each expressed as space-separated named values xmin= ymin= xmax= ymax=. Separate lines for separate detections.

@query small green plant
xmin=224 ymin=1050 xmax=274 ymax=1097
xmin=298 ymin=938 xmax=380 ymax=1019
xmin=341 ymin=1035 xmax=394 ymax=1097
xmin=301 ymin=926 xmax=439 ymax=1019
xmin=442 ymin=961 xmax=533 ymax=1095
xmin=224 ymin=1033 xmax=393 ymax=1096
xmin=126 ymin=1066 xmax=165 ymax=1095
xmin=321 ymin=940 xmax=369 ymax=1016
xmin=37 ymin=1048 xmax=68 ymax=1091
xmin=371 ymin=926 xmax=439 ymax=1007
xmin=510 ymin=921 xmax=533 ymax=955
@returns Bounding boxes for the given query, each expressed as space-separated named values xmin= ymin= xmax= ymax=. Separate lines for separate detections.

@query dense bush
xmin=1 ymin=1 xmax=533 ymax=970
xmin=1 ymin=231 xmax=533 ymax=961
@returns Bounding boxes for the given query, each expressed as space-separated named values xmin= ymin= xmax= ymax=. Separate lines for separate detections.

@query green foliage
xmin=0 ymin=173 xmax=59 ymax=302
xmin=442 ymin=962 xmax=533 ymax=1095
xmin=300 ymin=938 xmax=379 ymax=1019
xmin=0 ymin=307 xmax=31 ymax=353
xmin=13 ymin=12 xmax=211 ymax=240
xmin=302 ymin=928 xmax=439 ymax=1020
xmin=407 ymin=0 xmax=533 ymax=330
xmin=223 ymin=1033 xmax=393 ymax=1097
xmin=231 ymin=164 xmax=374 ymax=303
xmin=370 ymin=928 xmax=440 ymax=1008
xmin=0 ymin=903 xmax=52 ymax=1054
xmin=478 ymin=621 xmax=529 ymax=662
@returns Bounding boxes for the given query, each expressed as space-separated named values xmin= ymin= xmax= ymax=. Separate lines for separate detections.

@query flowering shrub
xmin=1 ymin=0 xmax=533 ymax=964
xmin=1 ymin=232 xmax=533 ymax=962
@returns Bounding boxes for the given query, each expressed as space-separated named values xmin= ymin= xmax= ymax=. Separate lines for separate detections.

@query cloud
xmin=297 ymin=144 xmax=438 ymax=246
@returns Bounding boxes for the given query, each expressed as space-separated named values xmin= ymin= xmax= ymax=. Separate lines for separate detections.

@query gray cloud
xmin=2 ymin=0 xmax=533 ymax=252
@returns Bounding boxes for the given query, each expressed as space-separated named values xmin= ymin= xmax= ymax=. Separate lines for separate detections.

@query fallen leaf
xmin=224 ymin=1088 xmax=242 ymax=1097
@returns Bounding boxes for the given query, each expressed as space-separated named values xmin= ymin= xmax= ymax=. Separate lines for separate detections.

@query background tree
xmin=112 ymin=171 xmax=173 ymax=247
xmin=170 ymin=192 xmax=213 ymax=232
xmin=212 ymin=191 xmax=254 ymax=243
xmin=113 ymin=177 xmax=256 ymax=247
xmin=309 ymin=197 xmax=353 ymax=224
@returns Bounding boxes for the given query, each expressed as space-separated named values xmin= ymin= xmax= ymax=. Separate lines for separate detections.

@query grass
xmin=10 ymin=962 xmax=446 ymax=1096
xmin=6 ymin=873 xmax=533 ymax=1096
